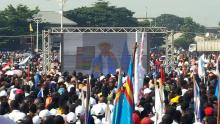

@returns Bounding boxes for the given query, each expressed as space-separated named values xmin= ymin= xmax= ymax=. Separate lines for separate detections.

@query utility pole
xmin=33 ymin=14 xmax=42 ymax=52
xmin=58 ymin=0 xmax=65 ymax=72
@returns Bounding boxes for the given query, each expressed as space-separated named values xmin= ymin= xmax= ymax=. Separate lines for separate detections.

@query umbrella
xmin=5 ymin=70 xmax=14 ymax=76
xmin=13 ymin=70 xmax=23 ymax=77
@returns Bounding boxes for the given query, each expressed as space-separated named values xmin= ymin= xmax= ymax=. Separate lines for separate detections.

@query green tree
xmin=174 ymin=17 xmax=206 ymax=49
xmin=65 ymin=1 xmax=138 ymax=27
xmin=0 ymin=4 xmax=39 ymax=35
xmin=138 ymin=19 xmax=150 ymax=27
xmin=0 ymin=4 xmax=39 ymax=50
xmin=153 ymin=14 xmax=184 ymax=31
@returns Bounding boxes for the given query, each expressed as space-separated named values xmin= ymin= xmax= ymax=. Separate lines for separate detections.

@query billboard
xmin=63 ymin=33 xmax=148 ymax=76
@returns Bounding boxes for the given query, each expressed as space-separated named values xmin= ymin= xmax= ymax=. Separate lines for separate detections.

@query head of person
xmin=98 ymin=42 xmax=112 ymax=55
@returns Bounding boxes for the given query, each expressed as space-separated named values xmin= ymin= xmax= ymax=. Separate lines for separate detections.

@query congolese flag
xmin=112 ymin=60 xmax=134 ymax=124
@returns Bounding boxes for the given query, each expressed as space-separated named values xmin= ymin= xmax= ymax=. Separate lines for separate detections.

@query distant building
xmin=23 ymin=11 xmax=77 ymax=51
xmin=38 ymin=11 xmax=77 ymax=26
xmin=206 ymin=27 xmax=220 ymax=34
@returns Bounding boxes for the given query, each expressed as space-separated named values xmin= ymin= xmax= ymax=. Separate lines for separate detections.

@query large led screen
xmin=63 ymin=33 xmax=148 ymax=76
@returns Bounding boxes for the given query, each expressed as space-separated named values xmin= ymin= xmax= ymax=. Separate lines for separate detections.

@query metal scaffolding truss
xmin=43 ymin=27 xmax=175 ymax=73
xmin=165 ymin=30 xmax=175 ymax=73
xmin=51 ymin=27 xmax=167 ymax=33
xmin=42 ymin=30 xmax=51 ymax=73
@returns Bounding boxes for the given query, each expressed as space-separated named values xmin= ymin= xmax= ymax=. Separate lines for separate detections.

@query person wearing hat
xmin=8 ymin=100 xmax=26 ymax=122
xmin=66 ymin=112 xmax=77 ymax=124
xmin=140 ymin=117 xmax=153 ymax=124
xmin=0 ymin=90 xmax=8 ymax=104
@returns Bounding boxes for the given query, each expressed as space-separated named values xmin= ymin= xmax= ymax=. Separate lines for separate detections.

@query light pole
xmin=32 ymin=14 xmax=42 ymax=52
xmin=57 ymin=0 xmax=67 ymax=72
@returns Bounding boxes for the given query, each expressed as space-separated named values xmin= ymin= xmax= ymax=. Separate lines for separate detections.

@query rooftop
xmin=37 ymin=11 xmax=77 ymax=26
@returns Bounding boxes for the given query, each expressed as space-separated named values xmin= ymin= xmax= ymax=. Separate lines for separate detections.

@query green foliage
xmin=138 ymin=19 xmax=150 ymax=27
xmin=65 ymin=1 xmax=138 ymax=27
xmin=153 ymin=14 xmax=184 ymax=31
xmin=0 ymin=4 xmax=39 ymax=50
xmin=174 ymin=33 xmax=194 ymax=49
xmin=174 ymin=17 xmax=206 ymax=49
xmin=0 ymin=4 xmax=39 ymax=35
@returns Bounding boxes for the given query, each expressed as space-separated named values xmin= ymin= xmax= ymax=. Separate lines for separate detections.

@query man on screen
xmin=91 ymin=42 xmax=119 ymax=77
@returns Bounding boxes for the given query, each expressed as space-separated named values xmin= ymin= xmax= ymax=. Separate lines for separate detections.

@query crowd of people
xmin=0 ymin=50 xmax=219 ymax=124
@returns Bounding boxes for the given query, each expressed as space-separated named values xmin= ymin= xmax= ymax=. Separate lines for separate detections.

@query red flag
xmin=160 ymin=66 xmax=165 ymax=84
xmin=27 ymin=64 xmax=30 ymax=81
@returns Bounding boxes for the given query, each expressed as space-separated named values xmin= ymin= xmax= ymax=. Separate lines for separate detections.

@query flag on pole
xmin=112 ymin=41 xmax=136 ymax=124
xmin=18 ymin=55 xmax=31 ymax=65
xmin=194 ymin=79 xmax=201 ymax=122
xmin=104 ymin=102 xmax=112 ymax=124
xmin=85 ymin=76 xmax=91 ymax=124
xmin=27 ymin=64 xmax=30 ymax=82
xmin=160 ymin=66 xmax=165 ymax=84
xmin=215 ymin=57 xmax=220 ymax=98
xmin=198 ymin=54 xmax=205 ymax=78
xmin=29 ymin=23 xmax=33 ymax=32
xmin=120 ymin=41 xmax=131 ymax=72
xmin=154 ymin=83 xmax=165 ymax=124
xmin=215 ymin=79 xmax=219 ymax=98
xmin=119 ymin=60 xmax=134 ymax=124
xmin=112 ymin=71 xmax=123 ymax=124
xmin=2 ymin=62 xmax=11 ymax=71
xmin=134 ymin=32 xmax=146 ymax=104
xmin=37 ymin=88 xmax=44 ymax=98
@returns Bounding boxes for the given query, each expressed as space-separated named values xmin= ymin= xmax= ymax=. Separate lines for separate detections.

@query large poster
xmin=63 ymin=32 xmax=147 ymax=76
xmin=76 ymin=46 xmax=95 ymax=70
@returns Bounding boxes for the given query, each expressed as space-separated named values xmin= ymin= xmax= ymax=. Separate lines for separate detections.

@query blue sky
xmin=1 ymin=0 xmax=220 ymax=27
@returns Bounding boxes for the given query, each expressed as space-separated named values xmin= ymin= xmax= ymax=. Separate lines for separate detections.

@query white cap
xmin=58 ymin=77 xmax=64 ymax=83
xmin=39 ymin=109 xmax=51 ymax=118
xmin=67 ymin=85 xmax=74 ymax=93
xmin=98 ymin=103 xmax=107 ymax=111
xmin=144 ymin=88 xmax=152 ymax=94
xmin=84 ymin=97 xmax=97 ymax=107
xmin=32 ymin=116 xmax=41 ymax=124
xmin=66 ymin=112 xmax=77 ymax=123
xmin=99 ymin=76 xmax=105 ymax=81
xmin=91 ymin=104 xmax=105 ymax=116
xmin=9 ymin=88 xmax=17 ymax=100
xmin=50 ymin=109 xmax=57 ymax=116
xmin=75 ymin=105 xmax=85 ymax=116
xmin=135 ymin=106 xmax=144 ymax=113
xmin=14 ymin=112 xmax=26 ymax=123
xmin=94 ymin=118 xmax=102 ymax=124
xmin=0 ymin=90 xmax=7 ymax=97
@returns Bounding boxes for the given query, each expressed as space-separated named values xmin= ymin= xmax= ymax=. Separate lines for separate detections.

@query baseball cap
xmin=14 ymin=112 xmax=26 ymax=123
xmin=32 ymin=116 xmax=41 ymax=124
xmin=0 ymin=90 xmax=7 ymax=97
xmin=50 ymin=109 xmax=57 ymax=116
xmin=39 ymin=109 xmax=51 ymax=118
xmin=141 ymin=117 xmax=152 ymax=124
xmin=144 ymin=88 xmax=152 ymax=95
xmin=16 ymin=89 xmax=24 ymax=95
xmin=75 ymin=105 xmax=85 ymax=116
xmin=66 ymin=112 xmax=77 ymax=123
xmin=91 ymin=104 xmax=105 ymax=116
xmin=204 ymin=106 xmax=214 ymax=116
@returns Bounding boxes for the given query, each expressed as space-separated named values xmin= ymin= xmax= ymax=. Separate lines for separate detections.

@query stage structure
xmin=42 ymin=27 xmax=174 ymax=75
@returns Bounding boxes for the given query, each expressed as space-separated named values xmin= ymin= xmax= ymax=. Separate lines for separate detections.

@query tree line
xmin=0 ymin=1 xmax=210 ymax=50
